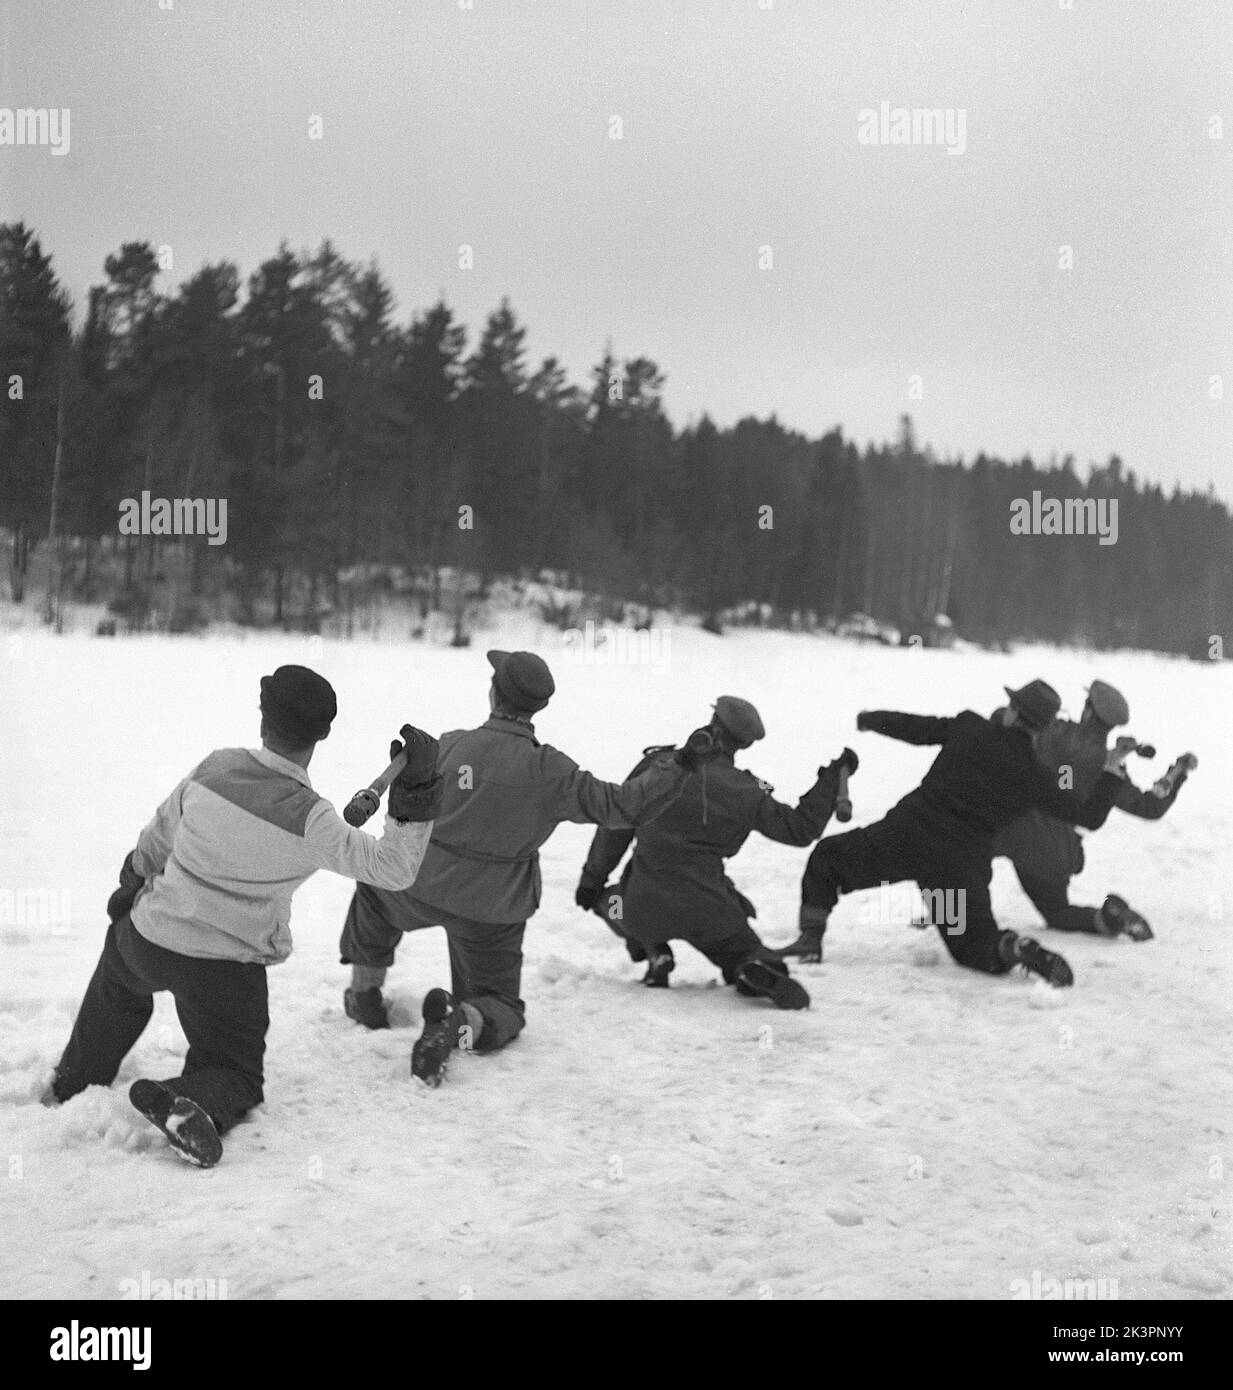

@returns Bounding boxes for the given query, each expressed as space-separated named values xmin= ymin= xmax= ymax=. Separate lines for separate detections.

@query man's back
xmin=626 ymin=753 xmax=767 ymax=860
xmin=408 ymin=715 xmax=684 ymax=923
xmin=582 ymin=745 xmax=839 ymax=914
xmin=134 ymin=746 xmax=429 ymax=964
xmin=870 ymin=709 xmax=1115 ymax=841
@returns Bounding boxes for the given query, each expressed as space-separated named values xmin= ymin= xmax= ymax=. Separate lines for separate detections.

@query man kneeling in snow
xmin=575 ymin=696 xmax=854 ymax=1010
xmin=993 ymin=679 xmax=1192 ymax=942
xmin=338 ymin=649 xmax=689 ymax=1088
xmin=45 ymin=666 xmax=442 ymax=1167
xmin=776 ymin=679 xmax=1135 ymax=987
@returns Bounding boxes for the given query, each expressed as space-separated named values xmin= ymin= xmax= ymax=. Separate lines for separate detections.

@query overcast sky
xmin=3 ymin=0 xmax=1230 ymax=498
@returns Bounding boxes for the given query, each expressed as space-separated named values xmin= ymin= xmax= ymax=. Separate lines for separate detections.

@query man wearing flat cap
xmin=46 ymin=666 xmax=442 ymax=1166
xmin=993 ymin=680 xmax=1192 ymax=941
xmin=339 ymin=649 xmax=689 ymax=1086
xmin=776 ymin=679 xmax=1139 ymax=988
xmin=576 ymin=696 xmax=857 ymax=1009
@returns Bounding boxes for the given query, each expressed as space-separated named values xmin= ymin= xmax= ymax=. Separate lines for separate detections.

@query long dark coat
xmin=582 ymin=747 xmax=839 ymax=949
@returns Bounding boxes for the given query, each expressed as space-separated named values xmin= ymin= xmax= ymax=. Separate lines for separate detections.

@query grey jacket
xmin=404 ymin=716 xmax=687 ymax=923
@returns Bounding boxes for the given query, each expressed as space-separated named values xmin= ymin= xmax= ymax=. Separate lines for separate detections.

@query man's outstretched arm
xmin=1115 ymin=772 xmax=1186 ymax=820
xmin=752 ymin=750 xmax=858 ymax=846
xmin=856 ymin=710 xmax=954 ymax=745
xmin=555 ymin=748 xmax=690 ymax=830
xmin=576 ymin=754 xmax=657 ymax=905
xmin=1030 ymin=738 xmax=1136 ymax=830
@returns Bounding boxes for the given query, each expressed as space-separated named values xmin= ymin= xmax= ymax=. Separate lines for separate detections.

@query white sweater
xmin=130 ymin=746 xmax=430 ymax=965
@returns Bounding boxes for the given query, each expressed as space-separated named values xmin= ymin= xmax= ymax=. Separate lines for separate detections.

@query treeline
xmin=1 ymin=220 xmax=1229 ymax=654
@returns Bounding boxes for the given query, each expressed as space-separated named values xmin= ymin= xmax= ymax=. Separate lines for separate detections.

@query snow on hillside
xmin=1 ymin=622 xmax=1231 ymax=1299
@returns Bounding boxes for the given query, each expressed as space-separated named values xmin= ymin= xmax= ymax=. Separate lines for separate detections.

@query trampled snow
xmin=2 ymin=621 xmax=1230 ymax=1299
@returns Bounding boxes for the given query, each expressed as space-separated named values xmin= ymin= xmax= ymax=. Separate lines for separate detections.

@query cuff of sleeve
xmin=390 ymin=773 xmax=445 ymax=823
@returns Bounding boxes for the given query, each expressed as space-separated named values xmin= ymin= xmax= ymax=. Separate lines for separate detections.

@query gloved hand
xmin=1104 ymin=735 xmax=1138 ymax=776
xmin=388 ymin=772 xmax=445 ymax=823
xmin=855 ymin=711 xmax=872 ymax=732
xmin=390 ymin=725 xmax=439 ymax=786
xmin=106 ymin=850 xmax=145 ymax=922
xmin=575 ymin=874 xmax=602 ymax=912
xmin=819 ymin=747 xmax=859 ymax=779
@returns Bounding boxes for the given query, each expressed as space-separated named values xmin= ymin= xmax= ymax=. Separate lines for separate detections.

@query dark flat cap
xmin=713 ymin=695 xmax=766 ymax=747
xmin=1086 ymin=680 xmax=1130 ymax=727
xmin=487 ymin=649 xmax=555 ymax=713
xmin=259 ymin=665 xmax=337 ymax=744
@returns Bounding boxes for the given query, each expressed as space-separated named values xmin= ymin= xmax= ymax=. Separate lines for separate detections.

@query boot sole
xmin=411 ymin=1038 xmax=447 ymax=1086
xmin=412 ymin=990 xmax=459 ymax=1086
xmin=129 ymin=1080 xmax=223 ymax=1168
xmin=1019 ymin=945 xmax=1075 ymax=989
xmin=1103 ymin=898 xmax=1154 ymax=942
xmin=737 ymin=961 xmax=811 ymax=1010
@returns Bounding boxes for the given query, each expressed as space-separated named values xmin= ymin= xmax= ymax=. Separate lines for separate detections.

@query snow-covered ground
xmin=2 ymin=620 xmax=1231 ymax=1299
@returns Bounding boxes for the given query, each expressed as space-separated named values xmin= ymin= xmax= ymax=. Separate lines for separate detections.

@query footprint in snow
xmin=827 ymin=1207 xmax=865 ymax=1227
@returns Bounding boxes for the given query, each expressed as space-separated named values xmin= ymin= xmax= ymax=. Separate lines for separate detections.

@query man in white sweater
xmin=47 ymin=665 xmax=442 ymax=1167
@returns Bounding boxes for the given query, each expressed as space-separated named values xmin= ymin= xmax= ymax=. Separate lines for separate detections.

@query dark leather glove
xmin=575 ymin=875 xmax=602 ymax=912
xmin=390 ymin=725 xmax=439 ymax=785
xmin=106 ymin=851 xmax=145 ymax=922
xmin=388 ymin=773 xmax=444 ymax=823
xmin=855 ymin=711 xmax=872 ymax=732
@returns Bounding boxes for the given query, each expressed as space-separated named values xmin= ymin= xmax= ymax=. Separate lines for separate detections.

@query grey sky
xmin=3 ymin=0 xmax=1230 ymax=497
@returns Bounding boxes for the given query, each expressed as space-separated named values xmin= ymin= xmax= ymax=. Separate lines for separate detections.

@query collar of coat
xmin=483 ymin=714 xmax=540 ymax=745
xmin=252 ymin=744 xmax=314 ymax=787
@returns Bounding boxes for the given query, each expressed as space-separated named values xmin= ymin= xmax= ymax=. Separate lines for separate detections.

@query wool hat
xmin=487 ymin=649 xmax=555 ymax=713
xmin=1003 ymin=679 xmax=1061 ymax=734
xmin=259 ymin=665 xmax=337 ymax=744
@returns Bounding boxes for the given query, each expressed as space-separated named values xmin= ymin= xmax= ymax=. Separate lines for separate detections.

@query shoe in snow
xmin=772 ymin=929 xmax=823 ymax=965
xmin=1013 ymin=936 xmax=1074 ymax=988
xmin=411 ymin=988 xmax=465 ymax=1087
xmin=344 ymin=986 xmax=390 ymax=1029
xmin=642 ymin=947 xmax=675 ymax=988
xmin=735 ymin=959 xmax=810 ymax=1010
xmin=129 ymin=1079 xmax=223 ymax=1168
xmin=1099 ymin=894 xmax=1153 ymax=942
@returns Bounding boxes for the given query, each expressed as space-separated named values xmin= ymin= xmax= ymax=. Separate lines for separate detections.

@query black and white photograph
xmin=1 ymin=0 xmax=1230 ymax=1340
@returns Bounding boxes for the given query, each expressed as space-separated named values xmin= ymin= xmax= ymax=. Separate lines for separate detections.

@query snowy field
xmin=2 ymin=620 xmax=1231 ymax=1300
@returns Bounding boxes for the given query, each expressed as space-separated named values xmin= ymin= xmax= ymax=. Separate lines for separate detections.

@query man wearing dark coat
xmin=775 ymin=679 xmax=1138 ymax=988
xmin=575 ymin=696 xmax=857 ymax=1011
xmin=338 ymin=649 xmax=689 ymax=1085
xmin=993 ymin=680 xmax=1190 ymax=941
